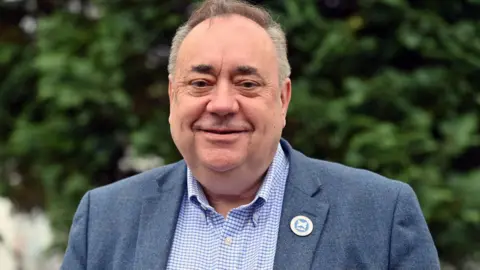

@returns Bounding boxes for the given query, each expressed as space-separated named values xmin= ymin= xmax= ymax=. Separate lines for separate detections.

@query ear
xmin=168 ymin=74 xmax=174 ymax=124
xmin=168 ymin=74 xmax=174 ymax=102
xmin=280 ymin=78 xmax=292 ymax=128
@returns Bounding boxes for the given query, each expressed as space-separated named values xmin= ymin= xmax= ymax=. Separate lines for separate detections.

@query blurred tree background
xmin=0 ymin=0 xmax=479 ymax=267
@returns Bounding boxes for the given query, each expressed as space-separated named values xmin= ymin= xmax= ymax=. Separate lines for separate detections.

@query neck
xmin=203 ymin=177 xmax=263 ymax=217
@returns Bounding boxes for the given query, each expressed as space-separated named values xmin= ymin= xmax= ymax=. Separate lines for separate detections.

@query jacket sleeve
xmin=61 ymin=191 xmax=91 ymax=270
xmin=389 ymin=184 xmax=440 ymax=269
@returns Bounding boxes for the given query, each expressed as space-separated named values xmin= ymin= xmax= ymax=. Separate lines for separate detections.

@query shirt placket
xmin=217 ymin=210 xmax=248 ymax=270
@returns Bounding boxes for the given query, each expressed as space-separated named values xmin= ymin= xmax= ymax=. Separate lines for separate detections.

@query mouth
xmin=199 ymin=129 xmax=248 ymax=135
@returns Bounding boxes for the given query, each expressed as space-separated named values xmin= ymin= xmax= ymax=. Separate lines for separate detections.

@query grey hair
xmin=167 ymin=0 xmax=291 ymax=82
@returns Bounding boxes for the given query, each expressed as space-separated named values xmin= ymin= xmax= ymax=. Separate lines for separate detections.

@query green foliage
xmin=0 ymin=0 xmax=479 ymax=266
xmin=279 ymin=0 xmax=480 ymax=265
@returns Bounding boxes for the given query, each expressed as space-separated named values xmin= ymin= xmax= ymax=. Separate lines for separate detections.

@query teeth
xmin=208 ymin=130 xmax=238 ymax=134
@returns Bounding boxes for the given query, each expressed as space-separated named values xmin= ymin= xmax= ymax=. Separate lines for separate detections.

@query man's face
xmin=169 ymin=15 xmax=291 ymax=192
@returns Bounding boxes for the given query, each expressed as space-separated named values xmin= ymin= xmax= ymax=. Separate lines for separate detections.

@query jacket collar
xmin=274 ymin=139 xmax=330 ymax=270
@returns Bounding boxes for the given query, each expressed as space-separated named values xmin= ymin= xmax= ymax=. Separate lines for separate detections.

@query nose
xmin=205 ymin=82 xmax=239 ymax=116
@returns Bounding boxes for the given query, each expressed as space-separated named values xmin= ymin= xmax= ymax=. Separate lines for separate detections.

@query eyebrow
xmin=234 ymin=65 xmax=259 ymax=76
xmin=189 ymin=64 xmax=260 ymax=77
xmin=190 ymin=64 xmax=216 ymax=75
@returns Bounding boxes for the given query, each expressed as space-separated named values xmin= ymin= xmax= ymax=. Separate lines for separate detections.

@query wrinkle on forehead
xmin=174 ymin=15 xmax=278 ymax=80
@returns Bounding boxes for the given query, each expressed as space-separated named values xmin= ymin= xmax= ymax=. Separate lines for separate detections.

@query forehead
xmin=176 ymin=15 xmax=278 ymax=76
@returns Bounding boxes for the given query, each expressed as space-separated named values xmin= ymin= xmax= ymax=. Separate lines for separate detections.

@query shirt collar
xmin=186 ymin=143 xmax=287 ymax=212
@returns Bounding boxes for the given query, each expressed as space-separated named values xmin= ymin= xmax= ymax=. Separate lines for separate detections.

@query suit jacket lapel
xmin=134 ymin=161 xmax=186 ymax=270
xmin=274 ymin=140 xmax=330 ymax=270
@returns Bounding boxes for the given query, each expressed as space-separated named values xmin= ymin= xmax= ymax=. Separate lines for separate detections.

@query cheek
xmin=240 ymin=98 xmax=282 ymax=133
xmin=171 ymin=96 xmax=207 ymax=128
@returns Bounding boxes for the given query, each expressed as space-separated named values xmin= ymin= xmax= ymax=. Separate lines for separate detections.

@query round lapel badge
xmin=290 ymin=215 xmax=313 ymax=237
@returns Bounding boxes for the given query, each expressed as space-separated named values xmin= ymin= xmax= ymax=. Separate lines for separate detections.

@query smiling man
xmin=61 ymin=0 xmax=440 ymax=269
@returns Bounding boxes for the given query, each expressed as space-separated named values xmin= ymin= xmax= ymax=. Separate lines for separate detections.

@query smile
xmin=196 ymin=129 xmax=250 ymax=142
xmin=200 ymin=129 xmax=248 ymax=134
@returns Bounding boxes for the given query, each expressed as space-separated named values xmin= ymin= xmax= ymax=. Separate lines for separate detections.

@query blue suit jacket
xmin=61 ymin=139 xmax=439 ymax=269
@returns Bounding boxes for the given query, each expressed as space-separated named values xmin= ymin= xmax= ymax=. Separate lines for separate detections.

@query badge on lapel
xmin=290 ymin=215 xmax=314 ymax=237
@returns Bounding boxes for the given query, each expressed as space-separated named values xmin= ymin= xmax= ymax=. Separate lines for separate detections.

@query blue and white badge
xmin=290 ymin=215 xmax=313 ymax=237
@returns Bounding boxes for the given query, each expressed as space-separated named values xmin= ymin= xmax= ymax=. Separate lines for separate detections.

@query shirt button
xmin=253 ymin=213 xmax=259 ymax=224
xmin=224 ymin=237 xmax=233 ymax=246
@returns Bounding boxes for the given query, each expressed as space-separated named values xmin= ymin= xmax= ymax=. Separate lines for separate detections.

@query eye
xmin=238 ymin=81 xmax=259 ymax=89
xmin=190 ymin=80 xmax=211 ymax=88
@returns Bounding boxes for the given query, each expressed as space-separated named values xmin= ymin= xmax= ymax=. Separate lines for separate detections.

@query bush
xmin=0 ymin=0 xmax=479 ymax=266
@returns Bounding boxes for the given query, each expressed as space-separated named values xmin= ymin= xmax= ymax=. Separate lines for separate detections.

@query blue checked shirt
xmin=166 ymin=144 xmax=290 ymax=270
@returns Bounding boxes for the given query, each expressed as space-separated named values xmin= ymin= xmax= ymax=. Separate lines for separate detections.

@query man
xmin=61 ymin=0 xmax=440 ymax=269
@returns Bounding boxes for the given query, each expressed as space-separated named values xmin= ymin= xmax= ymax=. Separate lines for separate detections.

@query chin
xmin=205 ymin=163 xmax=238 ymax=173
xmin=200 ymin=152 xmax=245 ymax=173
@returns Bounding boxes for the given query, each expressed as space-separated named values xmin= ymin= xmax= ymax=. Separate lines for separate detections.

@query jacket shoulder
xmin=89 ymin=160 xmax=185 ymax=201
xmin=297 ymin=152 xmax=411 ymax=205
xmin=317 ymin=158 xmax=407 ymax=191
